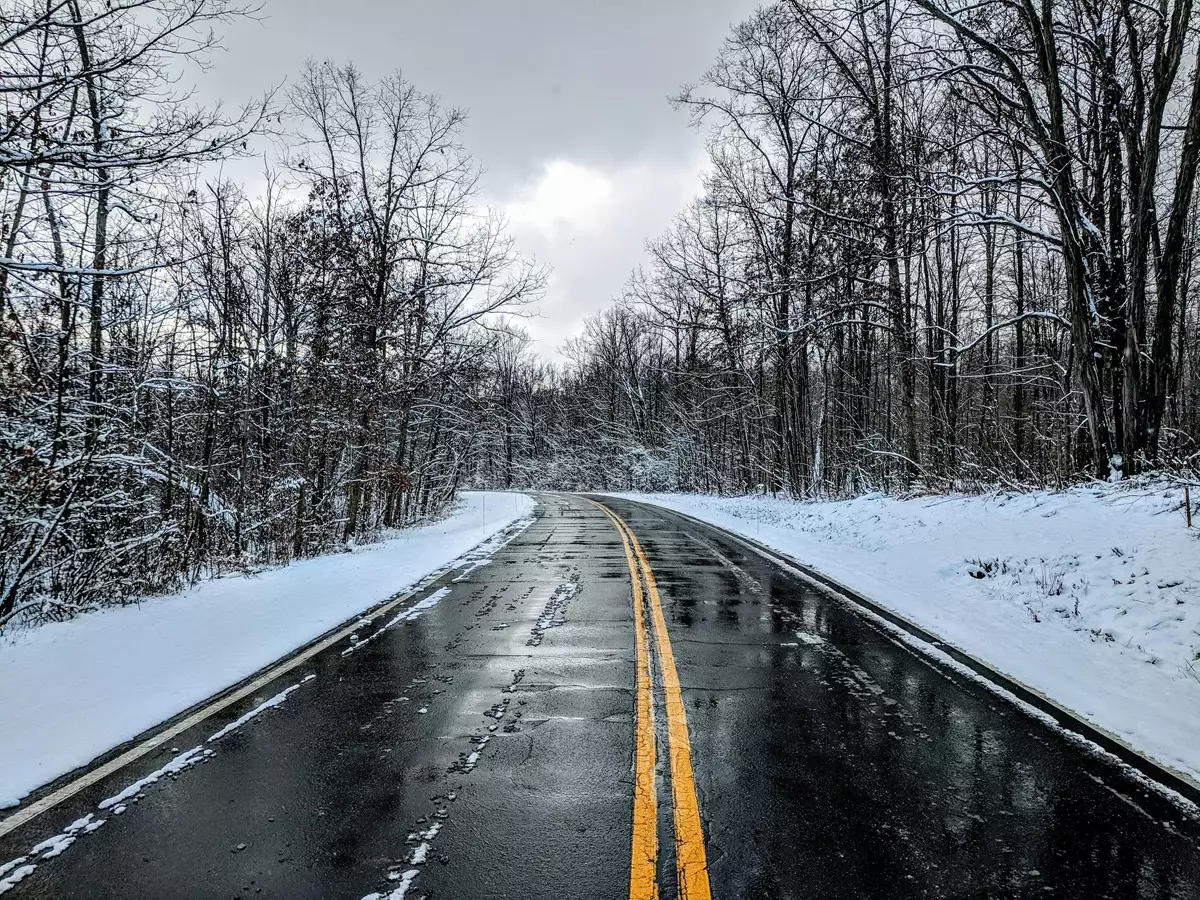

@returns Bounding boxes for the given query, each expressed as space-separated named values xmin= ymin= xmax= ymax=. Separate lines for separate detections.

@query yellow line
xmin=625 ymin=521 xmax=712 ymax=900
xmin=0 ymin=586 xmax=421 ymax=840
xmin=588 ymin=498 xmax=711 ymax=900
xmin=590 ymin=500 xmax=658 ymax=900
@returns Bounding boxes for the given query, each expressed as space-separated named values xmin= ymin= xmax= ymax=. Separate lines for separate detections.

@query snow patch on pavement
xmin=527 ymin=580 xmax=579 ymax=646
xmin=615 ymin=483 xmax=1200 ymax=788
xmin=27 ymin=814 xmax=104 ymax=862
xmin=207 ymin=678 xmax=312 ymax=743
xmin=0 ymin=861 xmax=35 ymax=895
xmin=0 ymin=491 xmax=534 ymax=807
xmin=98 ymin=746 xmax=212 ymax=810
xmin=362 ymin=868 xmax=419 ymax=900
xmin=1 ymin=810 xmax=117 ymax=889
xmin=0 ymin=858 xmax=28 ymax=879
xmin=452 ymin=509 xmax=537 ymax=583
xmin=342 ymin=588 xmax=453 ymax=657
xmin=365 ymin=809 xmax=448 ymax=899
xmin=407 ymin=822 xmax=441 ymax=865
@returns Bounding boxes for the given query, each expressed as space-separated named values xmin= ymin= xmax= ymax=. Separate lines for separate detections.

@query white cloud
xmin=497 ymin=155 xmax=706 ymax=358
xmin=504 ymin=161 xmax=615 ymax=237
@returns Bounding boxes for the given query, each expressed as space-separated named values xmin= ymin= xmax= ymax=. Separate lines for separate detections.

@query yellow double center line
xmin=589 ymin=499 xmax=712 ymax=900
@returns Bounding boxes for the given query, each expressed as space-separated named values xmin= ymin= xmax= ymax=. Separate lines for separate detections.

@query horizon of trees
xmin=470 ymin=0 xmax=1200 ymax=498
xmin=7 ymin=0 xmax=1200 ymax=625
xmin=1 ymin=1 xmax=542 ymax=626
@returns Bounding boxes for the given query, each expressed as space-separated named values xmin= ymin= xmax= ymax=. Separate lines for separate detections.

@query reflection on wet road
xmin=1 ymin=493 xmax=1198 ymax=899
xmin=602 ymin=496 xmax=1200 ymax=899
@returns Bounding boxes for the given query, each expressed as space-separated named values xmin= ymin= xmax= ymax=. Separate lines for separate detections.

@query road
xmin=2 ymin=493 xmax=1199 ymax=899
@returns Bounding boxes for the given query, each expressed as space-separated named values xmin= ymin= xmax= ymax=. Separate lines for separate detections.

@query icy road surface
xmin=1 ymin=495 xmax=1198 ymax=899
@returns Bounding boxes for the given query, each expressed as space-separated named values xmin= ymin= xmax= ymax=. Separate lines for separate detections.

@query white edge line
xmin=0 ymin=500 xmax=540 ymax=839
xmin=0 ymin=586 xmax=420 ymax=839
xmin=589 ymin=495 xmax=1200 ymax=815
xmin=691 ymin=512 xmax=1200 ymax=813
xmin=0 ymin=504 xmax=539 ymax=839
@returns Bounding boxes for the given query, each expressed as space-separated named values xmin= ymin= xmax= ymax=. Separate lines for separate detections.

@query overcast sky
xmin=199 ymin=0 xmax=758 ymax=357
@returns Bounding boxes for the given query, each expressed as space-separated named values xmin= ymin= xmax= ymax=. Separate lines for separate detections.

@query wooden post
xmin=1187 ymin=485 xmax=1193 ymax=529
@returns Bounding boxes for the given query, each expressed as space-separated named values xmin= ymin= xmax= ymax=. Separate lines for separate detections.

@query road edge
xmin=608 ymin=496 xmax=1200 ymax=814
xmin=0 ymin=500 xmax=538 ymax=837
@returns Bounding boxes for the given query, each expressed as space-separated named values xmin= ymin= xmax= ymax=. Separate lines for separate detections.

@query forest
xmin=6 ymin=0 xmax=1200 ymax=624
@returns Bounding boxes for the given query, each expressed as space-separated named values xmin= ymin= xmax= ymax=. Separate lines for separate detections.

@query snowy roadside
xmin=0 ymin=491 xmax=535 ymax=809
xmin=614 ymin=484 xmax=1200 ymax=789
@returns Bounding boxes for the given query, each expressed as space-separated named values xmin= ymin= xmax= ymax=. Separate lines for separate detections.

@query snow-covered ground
xmin=616 ymin=483 xmax=1200 ymax=790
xmin=0 ymin=491 xmax=534 ymax=809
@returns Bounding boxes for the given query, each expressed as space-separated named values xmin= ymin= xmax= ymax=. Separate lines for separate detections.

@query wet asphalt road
xmin=2 ymin=493 xmax=1200 ymax=899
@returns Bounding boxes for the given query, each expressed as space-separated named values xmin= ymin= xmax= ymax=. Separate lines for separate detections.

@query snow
xmin=26 ymin=814 xmax=104 ymax=862
xmin=0 ymin=858 xmax=28 ymax=879
xmin=206 ymin=682 xmax=306 ymax=743
xmin=0 ymin=491 xmax=534 ymax=807
xmin=0 ymin=862 xmax=35 ymax=895
xmin=362 ymin=868 xmax=419 ymax=900
xmin=458 ymin=735 xmax=491 ymax=773
xmin=528 ymin=581 xmax=578 ymax=646
xmin=98 ymin=747 xmax=212 ymax=810
xmin=364 ymin=818 xmax=443 ymax=898
xmin=409 ymin=841 xmax=431 ymax=865
xmin=29 ymin=834 xmax=73 ymax=859
xmin=342 ymin=587 xmax=452 ymax=657
xmin=614 ymin=482 xmax=1200 ymax=789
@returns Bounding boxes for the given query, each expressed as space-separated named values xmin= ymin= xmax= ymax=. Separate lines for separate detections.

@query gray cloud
xmin=499 ymin=156 xmax=707 ymax=354
xmin=201 ymin=0 xmax=758 ymax=355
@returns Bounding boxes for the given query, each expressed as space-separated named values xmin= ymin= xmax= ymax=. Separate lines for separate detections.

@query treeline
xmin=471 ymin=0 xmax=1200 ymax=495
xmin=10 ymin=0 xmax=1200 ymax=624
xmin=0 ymin=2 xmax=541 ymax=625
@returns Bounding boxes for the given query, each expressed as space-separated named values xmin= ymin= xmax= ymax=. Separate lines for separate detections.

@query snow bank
xmin=616 ymin=484 xmax=1200 ymax=787
xmin=0 ymin=491 xmax=534 ymax=807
